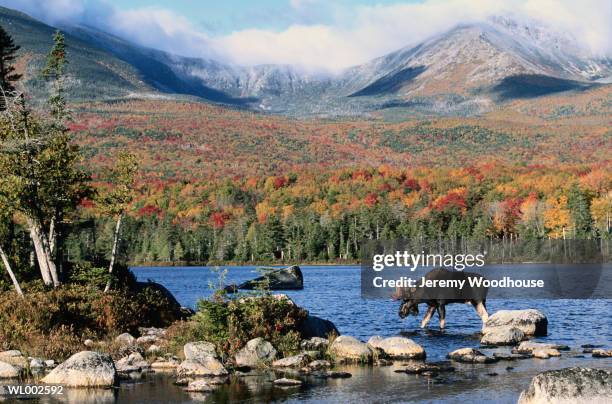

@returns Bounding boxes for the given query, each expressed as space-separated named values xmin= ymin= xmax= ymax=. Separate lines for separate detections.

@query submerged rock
xmin=238 ymin=266 xmax=303 ymax=290
xmin=518 ymin=367 xmax=612 ymax=404
xmin=234 ymin=338 xmax=277 ymax=368
xmin=484 ymin=309 xmax=547 ymax=336
xmin=274 ymin=377 xmax=302 ymax=386
xmin=481 ymin=327 xmax=525 ymax=346
xmin=41 ymin=351 xmax=117 ymax=387
xmin=184 ymin=379 xmax=217 ymax=392
xmin=367 ymin=336 xmax=426 ymax=359
xmin=493 ymin=352 xmax=532 ymax=360
xmin=306 ymin=360 xmax=331 ymax=370
xmin=514 ymin=341 xmax=569 ymax=354
xmin=329 ymin=336 xmax=372 ymax=363
xmin=447 ymin=348 xmax=497 ymax=364
xmin=395 ymin=361 xmax=455 ymax=374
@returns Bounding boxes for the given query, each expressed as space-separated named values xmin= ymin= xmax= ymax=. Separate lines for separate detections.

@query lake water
xmin=121 ymin=265 xmax=612 ymax=403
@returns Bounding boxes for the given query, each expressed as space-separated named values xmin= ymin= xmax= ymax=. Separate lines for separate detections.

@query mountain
xmin=1 ymin=6 xmax=610 ymax=116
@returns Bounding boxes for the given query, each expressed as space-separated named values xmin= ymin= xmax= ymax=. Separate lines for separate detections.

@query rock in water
xmin=298 ymin=315 xmax=339 ymax=339
xmin=518 ymin=367 xmax=612 ymax=404
xmin=484 ymin=309 xmax=547 ymax=336
xmin=272 ymin=353 xmax=311 ymax=368
xmin=592 ymin=349 xmax=612 ymax=358
xmin=514 ymin=341 xmax=569 ymax=354
xmin=481 ymin=327 xmax=525 ymax=346
xmin=329 ymin=336 xmax=372 ymax=363
xmin=447 ymin=348 xmax=497 ymax=364
xmin=238 ymin=266 xmax=303 ymax=290
xmin=185 ymin=380 xmax=216 ymax=392
xmin=234 ymin=338 xmax=277 ymax=368
xmin=184 ymin=342 xmax=218 ymax=361
xmin=367 ymin=336 xmax=426 ymax=359
xmin=177 ymin=357 xmax=228 ymax=377
xmin=0 ymin=361 xmax=20 ymax=378
xmin=41 ymin=351 xmax=117 ymax=387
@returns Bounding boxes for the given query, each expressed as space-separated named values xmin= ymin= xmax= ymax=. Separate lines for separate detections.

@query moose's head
xmin=392 ymin=287 xmax=419 ymax=319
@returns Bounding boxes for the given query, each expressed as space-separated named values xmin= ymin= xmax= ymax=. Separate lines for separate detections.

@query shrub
xmin=0 ymin=280 xmax=182 ymax=360
xmin=171 ymin=293 xmax=308 ymax=358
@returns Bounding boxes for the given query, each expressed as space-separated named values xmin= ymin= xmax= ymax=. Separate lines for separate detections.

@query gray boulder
xmin=184 ymin=342 xmax=218 ymax=361
xmin=484 ymin=309 xmax=547 ymax=336
xmin=329 ymin=336 xmax=372 ymax=363
xmin=177 ymin=357 xmax=228 ymax=377
xmin=481 ymin=327 xmax=525 ymax=346
xmin=41 ymin=351 xmax=117 ymax=387
xmin=234 ymin=338 xmax=277 ymax=368
xmin=238 ymin=266 xmax=303 ymax=290
xmin=272 ymin=353 xmax=311 ymax=368
xmin=0 ymin=350 xmax=27 ymax=367
xmin=367 ymin=336 xmax=426 ymax=359
xmin=518 ymin=367 xmax=612 ymax=404
xmin=115 ymin=352 xmax=150 ymax=373
xmin=515 ymin=341 xmax=569 ymax=354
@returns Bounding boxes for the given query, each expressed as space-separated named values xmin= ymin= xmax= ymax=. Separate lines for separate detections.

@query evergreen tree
xmin=567 ymin=184 xmax=593 ymax=238
xmin=0 ymin=25 xmax=21 ymax=95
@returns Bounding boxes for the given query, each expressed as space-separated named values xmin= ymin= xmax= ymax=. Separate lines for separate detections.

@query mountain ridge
xmin=1 ymin=6 xmax=609 ymax=117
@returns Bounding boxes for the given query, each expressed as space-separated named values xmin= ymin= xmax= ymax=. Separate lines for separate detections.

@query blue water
xmin=126 ymin=265 xmax=612 ymax=403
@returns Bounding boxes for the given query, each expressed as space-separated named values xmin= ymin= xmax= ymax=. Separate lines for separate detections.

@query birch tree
xmin=99 ymin=151 xmax=138 ymax=292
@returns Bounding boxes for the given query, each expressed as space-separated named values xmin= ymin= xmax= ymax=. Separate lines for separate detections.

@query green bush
xmin=172 ymin=293 xmax=308 ymax=358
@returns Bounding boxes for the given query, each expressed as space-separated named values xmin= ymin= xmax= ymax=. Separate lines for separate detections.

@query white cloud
xmin=1 ymin=0 xmax=609 ymax=71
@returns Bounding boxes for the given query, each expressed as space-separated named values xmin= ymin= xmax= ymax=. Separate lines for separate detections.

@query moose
xmin=393 ymin=268 xmax=489 ymax=330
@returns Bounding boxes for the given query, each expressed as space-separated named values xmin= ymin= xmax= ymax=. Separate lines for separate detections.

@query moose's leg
xmin=473 ymin=301 xmax=489 ymax=328
xmin=420 ymin=305 xmax=436 ymax=329
xmin=437 ymin=305 xmax=446 ymax=329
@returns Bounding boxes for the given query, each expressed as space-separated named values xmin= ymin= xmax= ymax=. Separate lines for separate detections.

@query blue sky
xmin=2 ymin=0 xmax=609 ymax=70
xmin=107 ymin=0 xmax=419 ymax=33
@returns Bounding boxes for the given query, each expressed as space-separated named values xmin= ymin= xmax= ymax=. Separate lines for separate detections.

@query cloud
xmin=1 ymin=0 xmax=609 ymax=71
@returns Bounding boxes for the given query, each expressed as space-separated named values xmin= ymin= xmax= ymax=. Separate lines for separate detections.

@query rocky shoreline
xmin=0 ymin=301 xmax=611 ymax=403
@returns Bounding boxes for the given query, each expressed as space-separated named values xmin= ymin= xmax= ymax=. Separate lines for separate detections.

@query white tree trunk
xmin=28 ymin=218 xmax=59 ymax=287
xmin=104 ymin=214 xmax=123 ymax=293
xmin=0 ymin=245 xmax=23 ymax=296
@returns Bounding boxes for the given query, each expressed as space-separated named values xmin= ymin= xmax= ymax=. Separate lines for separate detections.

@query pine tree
xmin=0 ymin=25 xmax=21 ymax=95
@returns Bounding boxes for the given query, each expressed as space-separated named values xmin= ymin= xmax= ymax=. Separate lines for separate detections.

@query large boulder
xmin=184 ymin=342 xmax=218 ymax=361
xmin=518 ymin=367 xmax=612 ymax=404
xmin=234 ymin=338 xmax=277 ymax=368
xmin=238 ymin=266 xmax=303 ymax=290
xmin=481 ymin=327 xmax=525 ymax=346
xmin=329 ymin=336 xmax=372 ymax=363
xmin=298 ymin=315 xmax=339 ymax=339
xmin=484 ymin=309 xmax=547 ymax=336
xmin=41 ymin=351 xmax=117 ymax=387
xmin=447 ymin=348 xmax=497 ymax=364
xmin=0 ymin=361 xmax=20 ymax=378
xmin=367 ymin=336 xmax=425 ymax=359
